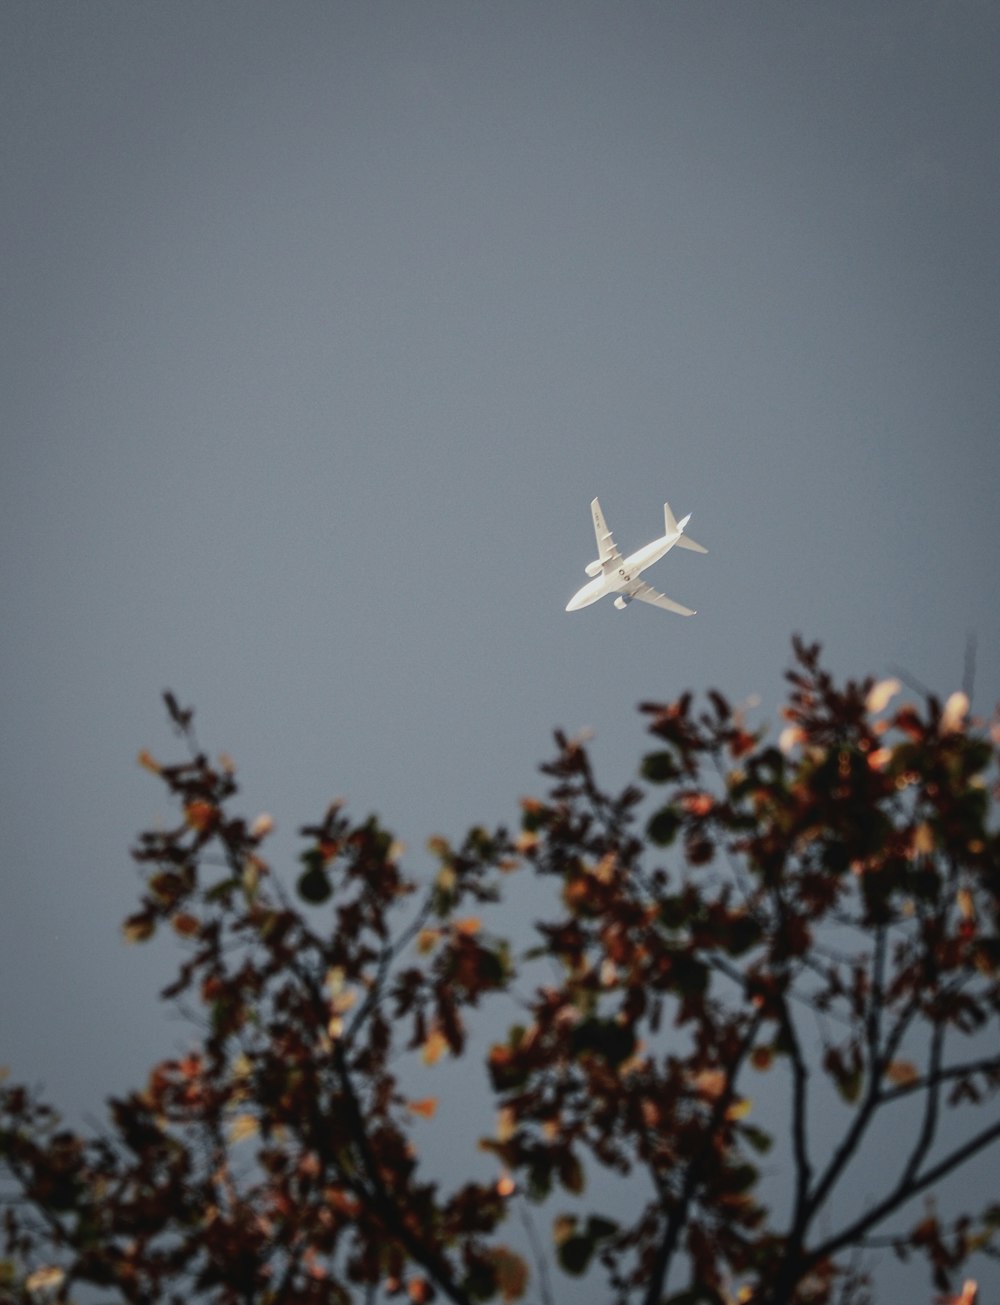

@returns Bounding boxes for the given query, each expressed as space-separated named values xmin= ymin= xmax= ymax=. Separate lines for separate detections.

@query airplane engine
xmin=614 ymin=596 xmax=630 ymax=610
xmin=585 ymin=560 xmax=603 ymax=578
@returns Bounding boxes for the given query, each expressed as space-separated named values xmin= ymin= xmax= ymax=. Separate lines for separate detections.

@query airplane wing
xmin=628 ymin=580 xmax=696 ymax=616
xmin=591 ymin=497 xmax=620 ymax=566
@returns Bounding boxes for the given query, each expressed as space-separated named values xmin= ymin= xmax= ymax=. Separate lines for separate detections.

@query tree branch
xmin=641 ymin=1013 xmax=762 ymax=1305
xmin=807 ymin=1115 xmax=1000 ymax=1271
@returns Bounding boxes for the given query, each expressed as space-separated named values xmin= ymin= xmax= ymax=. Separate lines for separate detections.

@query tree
xmin=2 ymin=640 xmax=999 ymax=1305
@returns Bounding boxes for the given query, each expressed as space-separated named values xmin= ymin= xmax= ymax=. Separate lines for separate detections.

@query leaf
xmin=422 ymin=1028 xmax=449 ymax=1065
xmin=552 ymin=1214 xmax=577 ymax=1245
xmin=496 ymin=1106 xmax=517 ymax=1142
xmin=486 ymin=1247 xmax=528 ymax=1303
xmin=569 ymin=1018 xmax=636 ymax=1067
xmin=838 ymin=1067 xmax=862 ymax=1104
xmin=552 ymin=1214 xmax=616 ymax=1276
xmin=25 ymin=1266 xmax=66 ymax=1294
xmin=941 ymin=690 xmax=970 ymax=734
xmin=297 ymin=864 xmax=332 ymax=904
xmin=170 ymin=912 xmax=201 ymax=938
xmin=681 ymin=792 xmax=714 ymax=817
xmin=693 ymin=1069 xmax=727 ymax=1100
xmin=741 ymin=1124 xmax=773 ymax=1155
xmin=647 ymin=806 xmax=681 ymax=847
xmin=957 ymin=888 xmax=975 ymax=921
xmin=417 ymin=927 xmax=441 ymax=954
xmin=585 ymin=1214 xmax=619 ymax=1242
xmin=556 ymin=1234 xmax=593 ymax=1276
xmin=184 ymin=800 xmax=215 ymax=833
xmin=885 ymin=1060 xmax=920 ymax=1087
xmin=558 ymin=1149 xmax=584 ymax=1193
xmin=866 ymin=678 xmax=901 ymax=714
xmin=407 ymin=1097 xmax=438 ymax=1119
xmin=642 ymin=751 xmax=681 ymax=783
xmin=778 ymin=726 xmax=805 ymax=754
xmin=123 ymin=912 xmax=155 ymax=943
xmin=249 ymin=813 xmax=274 ymax=839
xmin=665 ymin=1290 xmax=726 ymax=1305
xmin=751 ymin=1045 xmax=774 ymax=1071
xmin=228 ymin=1113 xmax=259 ymax=1143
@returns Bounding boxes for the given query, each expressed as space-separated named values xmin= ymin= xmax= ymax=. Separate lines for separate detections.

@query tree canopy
xmin=2 ymin=640 xmax=999 ymax=1305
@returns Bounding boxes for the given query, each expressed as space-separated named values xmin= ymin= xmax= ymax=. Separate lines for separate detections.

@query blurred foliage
xmin=2 ymin=640 xmax=1000 ymax=1304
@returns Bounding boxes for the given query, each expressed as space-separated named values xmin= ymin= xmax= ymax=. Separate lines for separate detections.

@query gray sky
xmin=2 ymin=1 xmax=999 ymax=1297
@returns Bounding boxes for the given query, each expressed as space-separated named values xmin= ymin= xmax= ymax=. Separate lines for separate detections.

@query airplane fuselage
xmin=566 ymin=528 xmax=683 ymax=611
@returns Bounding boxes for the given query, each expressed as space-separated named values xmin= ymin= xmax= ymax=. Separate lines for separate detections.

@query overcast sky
xmin=2 ymin=1 xmax=999 ymax=1298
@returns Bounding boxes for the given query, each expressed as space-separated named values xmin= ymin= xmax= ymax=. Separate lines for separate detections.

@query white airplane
xmin=566 ymin=497 xmax=707 ymax=614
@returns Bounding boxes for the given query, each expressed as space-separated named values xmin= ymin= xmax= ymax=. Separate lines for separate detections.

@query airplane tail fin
xmin=665 ymin=501 xmax=708 ymax=554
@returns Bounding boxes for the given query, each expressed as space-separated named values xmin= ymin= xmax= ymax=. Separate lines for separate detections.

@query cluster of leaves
xmin=2 ymin=642 xmax=1000 ymax=1305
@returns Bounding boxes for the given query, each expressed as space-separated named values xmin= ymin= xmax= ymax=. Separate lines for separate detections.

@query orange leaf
xmin=249 ymin=813 xmax=274 ymax=839
xmin=941 ymin=691 xmax=969 ymax=734
xmin=939 ymin=1282 xmax=978 ymax=1305
xmin=496 ymin=1106 xmax=517 ymax=1142
xmin=137 ymin=749 xmax=161 ymax=774
xmin=123 ymin=913 xmax=155 ymax=944
xmin=407 ymin=1097 xmax=438 ymax=1119
xmin=417 ymin=928 xmax=441 ymax=954
xmin=866 ymin=678 xmax=901 ymax=714
xmin=681 ymin=792 xmax=714 ymax=817
xmin=325 ymin=1186 xmax=360 ymax=1218
xmin=228 ymin=1113 xmax=259 ymax=1143
xmin=957 ymin=888 xmax=975 ymax=921
xmin=171 ymin=913 xmax=201 ymax=938
xmin=422 ymin=1028 xmax=449 ymax=1065
xmin=693 ymin=1068 xmax=727 ymax=1100
xmin=26 ymin=1268 xmax=66 ymax=1293
xmin=885 ymin=1060 xmax=920 ymax=1087
xmin=178 ymin=1054 xmax=201 ymax=1079
xmin=488 ymin=1246 xmax=529 ymax=1303
xmin=184 ymin=800 xmax=215 ymax=833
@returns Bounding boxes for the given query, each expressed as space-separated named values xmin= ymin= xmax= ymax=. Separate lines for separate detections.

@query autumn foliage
xmin=2 ymin=641 xmax=1000 ymax=1304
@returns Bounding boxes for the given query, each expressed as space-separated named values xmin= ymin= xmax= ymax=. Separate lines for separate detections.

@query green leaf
xmin=665 ymin=1289 xmax=725 ymax=1305
xmin=558 ymin=1150 xmax=584 ymax=1194
xmin=741 ymin=1124 xmax=773 ymax=1155
xmin=727 ymin=1161 xmax=758 ymax=1193
xmin=569 ymin=1018 xmax=636 ymax=1067
xmin=557 ymin=1234 xmax=594 ymax=1276
xmin=552 ymin=1211 xmax=618 ymax=1274
xmin=670 ymin=951 xmax=709 ymax=996
xmin=297 ymin=864 xmax=331 ymax=904
xmin=647 ymin=806 xmax=681 ymax=847
xmin=642 ymin=751 xmax=681 ymax=783
xmin=585 ymin=1214 xmax=619 ymax=1241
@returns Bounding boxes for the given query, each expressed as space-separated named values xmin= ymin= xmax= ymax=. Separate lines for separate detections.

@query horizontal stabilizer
xmin=676 ymin=534 xmax=708 ymax=554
